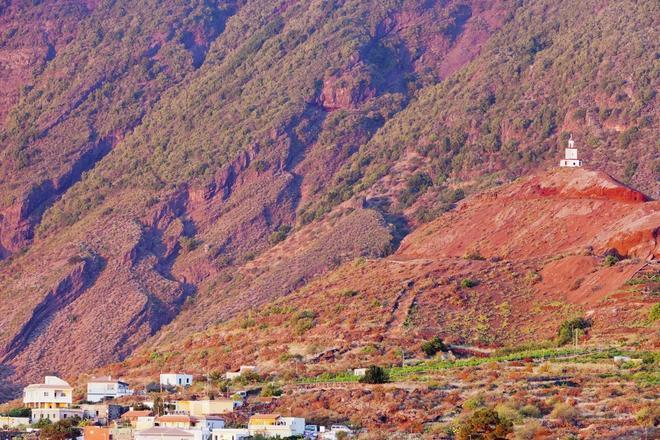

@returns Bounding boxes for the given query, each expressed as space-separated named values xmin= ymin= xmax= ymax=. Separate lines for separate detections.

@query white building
xmin=160 ymin=373 xmax=193 ymax=387
xmin=559 ymin=134 xmax=582 ymax=167
xmin=353 ymin=368 xmax=367 ymax=377
xmin=86 ymin=376 xmax=133 ymax=402
xmin=248 ymin=414 xmax=305 ymax=438
xmin=211 ymin=428 xmax=250 ymax=440
xmin=30 ymin=407 xmax=84 ymax=424
xmin=225 ymin=366 xmax=257 ymax=380
xmin=23 ymin=376 xmax=73 ymax=415
xmin=135 ymin=427 xmax=203 ymax=440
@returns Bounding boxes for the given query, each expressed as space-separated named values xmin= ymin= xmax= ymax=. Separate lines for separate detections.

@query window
xmin=44 ymin=392 xmax=49 ymax=397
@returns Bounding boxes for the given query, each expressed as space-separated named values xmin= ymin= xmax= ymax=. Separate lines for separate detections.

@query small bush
xmin=399 ymin=172 xmax=433 ymax=207
xmin=603 ymin=254 xmax=620 ymax=267
xmin=359 ymin=366 xmax=389 ymax=384
xmin=515 ymin=420 xmax=542 ymax=440
xmin=496 ymin=403 xmax=522 ymax=425
xmin=463 ymin=251 xmax=486 ymax=261
xmin=4 ymin=407 xmax=31 ymax=417
xmin=179 ymin=236 xmax=202 ymax=252
xmin=648 ymin=303 xmax=660 ymax=322
xmin=260 ymin=382 xmax=283 ymax=397
xmin=268 ymin=225 xmax=291 ymax=245
xmin=421 ymin=336 xmax=448 ymax=357
xmin=460 ymin=278 xmax=479 ymax=288
xmin=463 ymin=394 xmax=485 ymax=410
xmin=342 ymin=289 xmax=359 ymax=298
xmin=519 ymin=404 xmax=541 ymax=418
xmin=456 ymin=408 xmax=513 ymax=440
xmin=550 ymin=402 xmax=579 ymax=425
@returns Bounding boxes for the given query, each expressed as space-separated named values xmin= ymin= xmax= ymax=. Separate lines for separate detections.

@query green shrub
xmin=556 ymin=317 xmax=591 ymax=346
xmin=603 ymin=254 xmax=620 ymax=267
xmin=648 ymin=303 xmax=660 ymax=322
xmin=3 ymin=407 xmax=31 ymax=417
xmin=460 ymin=278 xmax=479 ymax=288
xmin=399 ymin=172 xmax=433 ymax=207
xmin=268 ymin=225 xmax=292 ymax=245
xmin=421 ymin=336 xmax=448 ymax=357
xmin=456 ymin=408 xmax=512 ymax=440
xmin=179 ymin=236 xmax=202 ymax=252
xmin=260 ymin=382 xmax=283 ymax=397
xmin=550 ymin=403 xmax=580 ymax=424
xmin=359 ymin=366 xmax=389 ymax=384
xmin=463 ymin=251 xmax=486 ymax=261
xmin=519 ymin=404 xmax=541 ymax=418
xmin=463 ymin=394 xmax=485 ymax=410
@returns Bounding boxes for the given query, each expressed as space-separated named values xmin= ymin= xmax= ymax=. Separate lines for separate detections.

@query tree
xmin=40 ymin=419 xmax=81 ymax=440
xmin=359 ymin=366 xmax=389 ymax=384
xmin=556 ymin=317 xmax=591 ymax=346
xmin=153 ymin=396 xmax=165 ymax=416
xmin=456 ymin=408 xmax=513 ymax=440
xmin=4 ymin=407 xmax=31 ymax=417
xmin=421 ymin=336 xmax=448 ymax=357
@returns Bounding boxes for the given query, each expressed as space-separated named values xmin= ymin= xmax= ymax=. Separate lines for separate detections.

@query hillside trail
xmin=385 ymin=279 xmax=419 ymax=335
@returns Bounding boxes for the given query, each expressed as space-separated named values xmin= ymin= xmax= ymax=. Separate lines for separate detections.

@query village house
xmin=157 ymin=415 xmax=197 ymax=430
xmin=23 ymin=376 xmax=83 ymax=423
xmin=81 ymin=403 xmax=125 ymax=425
xmin=83 ymin=426 xmax=133 ymax=440
xmin=194 ymin=415 xmax=226 ymax=432
xmin=119 ymin=410 xmax=153 ymax=428
xmin=135 ymin=416 xmax=156 ymax=431
xmin=353 ymin=368 xmax=367 ymax=377
xmin=86 ymin=376 xmax=133 ymax=402
xmin=160 ymin=374 xmax=193 ymax=388
xmin=224 ymin=366 xmax=257 ymax=380
xmin=135 ymin=427 xmax=202 ymax=440
xmin=174 ymin=400 xmax=236 ymax=417
xmin=211 ymin=428 xmax=249 ymax=440
xmin=247 ymin=414 xmax=305 ymax=438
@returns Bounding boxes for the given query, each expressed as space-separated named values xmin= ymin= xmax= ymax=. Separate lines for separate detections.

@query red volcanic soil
xmin=398 ymin=168 xmax=658 ymax=261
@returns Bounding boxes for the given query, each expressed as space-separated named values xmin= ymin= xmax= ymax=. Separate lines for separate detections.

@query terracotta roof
xmin=249 ymin=413 xmax=281 ymax=421
xmin=121 ymin=410 xmax=152 ymax=419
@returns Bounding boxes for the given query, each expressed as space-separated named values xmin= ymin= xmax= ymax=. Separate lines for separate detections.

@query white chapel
xmin=560 ymin=134 xmax=582 ymax=167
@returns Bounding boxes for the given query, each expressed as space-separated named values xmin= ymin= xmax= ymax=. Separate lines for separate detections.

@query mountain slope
xmin=0 ymin=0 xmax=657 ymax=397
xmin=108 ymin=168 xmax=658 ymax=383
xmin=0 ymin=0 xmax=515 ymax=389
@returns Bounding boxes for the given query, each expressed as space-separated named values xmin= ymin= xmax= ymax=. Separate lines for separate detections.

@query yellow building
xmin=248 ymin=414 xmax=280 ymax=426
xmin=23 ymin=376 xmax=73 ymax=409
